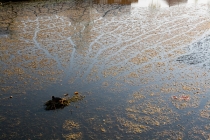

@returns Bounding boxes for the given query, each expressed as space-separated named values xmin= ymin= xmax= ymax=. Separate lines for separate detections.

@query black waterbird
xmin=52 ymin=96 xmax=62 ymax=102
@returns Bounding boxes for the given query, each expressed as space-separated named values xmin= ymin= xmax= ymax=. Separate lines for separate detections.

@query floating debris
xmin=180 ymin=95 xmax=190 ymax=101
xmin=44 ymin=94 xmax=85 ymax=110
xmin=171 ymin=95 xmax=190 ymax=101
xmin=101 ymin=127 xmax=106 ymax=132
xmin=9 ymin=96 xmax=13 ymax=98
xmin=171 ymin=94 xmax=199 ymax=110
xmin=172 ymin=95 xmax=178 ymax=100
xmin=64 ymin=93 xmax=68 ymax=96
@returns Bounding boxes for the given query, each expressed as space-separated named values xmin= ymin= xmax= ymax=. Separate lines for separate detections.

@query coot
xmin=52 ymin=96 xmax=62 ymax=102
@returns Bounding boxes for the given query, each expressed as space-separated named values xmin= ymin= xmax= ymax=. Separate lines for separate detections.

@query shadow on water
xmin=1 ymin=0 xmax=210 ymax=139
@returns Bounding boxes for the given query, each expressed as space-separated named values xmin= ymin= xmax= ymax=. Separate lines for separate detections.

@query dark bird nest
xmin=44 ymin=94 xmax=85 ymax=110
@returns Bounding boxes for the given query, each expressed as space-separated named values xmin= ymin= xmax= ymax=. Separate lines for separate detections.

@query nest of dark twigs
xmin=44 ymin=94 xmax=85 ymax=110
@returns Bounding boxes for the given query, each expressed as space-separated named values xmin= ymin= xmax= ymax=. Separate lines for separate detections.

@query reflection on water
xmin=93 ymin=0 xmax=190 ymax=6
xmin=188 ymin=0 xmax=210 ymax=4
xmin=94 ymin=0 xmax=138 ymax=5
xmin=132 ymin=0 xmax=189 ymax=8
xmin=132 ymin=0 xmax=210 ymax=8
xmin=1 ymin=0 xmax=210 ymax=139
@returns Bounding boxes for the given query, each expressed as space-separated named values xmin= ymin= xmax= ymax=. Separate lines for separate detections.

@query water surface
xmin=1 ymin=0 xmax=210 ymax=139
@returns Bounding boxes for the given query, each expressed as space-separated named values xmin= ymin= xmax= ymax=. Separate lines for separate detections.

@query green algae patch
xmin=44 ymin=94 xmax=85 ymax=110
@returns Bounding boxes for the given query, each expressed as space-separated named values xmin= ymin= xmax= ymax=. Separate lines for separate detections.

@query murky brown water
xmin=1 ymin=0 xmax=210 ymax=139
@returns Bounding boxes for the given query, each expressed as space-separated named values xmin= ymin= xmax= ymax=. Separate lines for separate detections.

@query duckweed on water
xmin=63 ymin=132 xmax=82 ymax=140
xmin=62 ymin=120 xmax=82 ymax=140
xmin=44 ymin=94 xmax=84 ymax=110
xmin=200 ymin=100 xmax=210 ymax=119
xmin=63 ymin=120 xmax=80 ymax=131
xmin=0 ymin=116 xmax=5 ymax=122
xmin=155 ymin=130 xmax=183 ymax=140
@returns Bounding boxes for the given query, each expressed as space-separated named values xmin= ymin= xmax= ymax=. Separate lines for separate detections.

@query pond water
xmin=1 ymin=0 xmax=210 ymax=139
